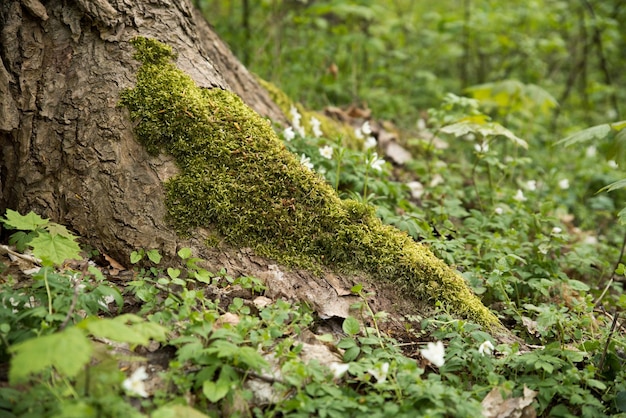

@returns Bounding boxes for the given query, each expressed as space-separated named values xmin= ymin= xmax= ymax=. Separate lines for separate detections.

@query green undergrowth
xmin=118 ymin=37 xmax=499 ymax=329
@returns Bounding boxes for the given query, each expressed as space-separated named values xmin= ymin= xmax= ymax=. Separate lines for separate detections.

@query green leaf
xmin=599 ymin=178 xmax=626 ymax=193
xmin=2 ymin=209 xmax=48 ymax=231
xmin=350 ymin=283 xmax=363 ymax=294
xmin=45 ymin=223 xmax=75 ymax=238
xmin=441 ymin=121 xmax=528 ymax=148
xmin=342 ymin=316 xmax=360 ymax=336
xmin=167 ymin=268 xmax=181 ymax=280
xmin=343 ymin=346 xmax=361 ymax=362
xmin=616 ymin=391 xmax=626 ymax=412
xmin=146 ymin=249 xmax=162 ymax=264
xmin=9 ymin=327 xmax=92 ymax=383
xmin=130 ymin=251 xmax=143 ymax=264
xmin=178 ymin=247 xmax=192 ymax=259
xmin=152 ymin=405 xmax=211 ymax=418
xmin=81 ymin=316 xmax=167 ymax=345
xmin=30 ymin=233 xmax=82 ymax=265
xmin=203 ymin=379 xmax=231 ymax=403
xmin=558 ymin=124 xmax=612 ymax=147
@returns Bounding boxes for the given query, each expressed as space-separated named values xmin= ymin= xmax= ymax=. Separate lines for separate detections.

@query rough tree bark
xmin=0 ymin=0 xmax=506 ymax=333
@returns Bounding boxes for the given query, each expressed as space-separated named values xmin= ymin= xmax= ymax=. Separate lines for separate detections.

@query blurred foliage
xmin=197 ymin=0 xmax=624 ymax=134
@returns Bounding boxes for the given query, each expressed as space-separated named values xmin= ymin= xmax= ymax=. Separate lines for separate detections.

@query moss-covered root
xmin=120 ymin=37 xmax=502 ymax=330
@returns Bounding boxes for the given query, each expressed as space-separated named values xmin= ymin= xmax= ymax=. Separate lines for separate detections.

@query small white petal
xmin=513 ymin=189 xmax=527 ymax=202
xmin=361 ymin=121 xmax=372 ymax=135
xmin=478 ymin=340 xmax=495 ymax=356
xmin=364 ymin=136 xmax=377 ymax=150
xmin=608 ymin=160 xmax=618 ymax=169
xmin=319 ymin=145 xmax=334 ymax=160
xmin=328 ymin=362 xmax=350 ymax=379
xmin=551 ymin=227 xmax=562 ymax=234
xmin=421 ymin=341 xmax=445 ymax=367
xmin=526 ymin=180 xmax=537 ymax=191
xmin=558 ymin=179 xmax=570 ymax=190
xmin=283 ymin=126 xmax=295 ymax=141
xmin=407 ymin=181 xmax=424 ymax=199
xmin=494 ymin=207 xmax=504 ymax=215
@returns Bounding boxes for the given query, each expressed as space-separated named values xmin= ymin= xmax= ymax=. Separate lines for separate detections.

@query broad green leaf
xmin=178 ymin=247 xmax=192 ymax=259
xmin=45 ymin=222 xmax=75 ymax=238
xmin=30 ymin=233 xmax=82 ymax=265
xmin=152 ymin=405 xmax=211 ymax=418
xmin=146 ymin=249 xmax=162 ymax=264
xmin=2 ymin=209 xmax=48 ymax=231
xmin=617 ymin=391 xmax=626 ymax=412
xmin=343 ymin=346 xmax=361 ymax=362
xmin=202 ymin=379 xmax=231 ymax=403
xmin=558 ymin=124 xmax=612 ymax=147
xmin=342 ymin=316 xmax=360 ymax=336
xmin=82 ymin=316 xmax=167 ymax=345
xmin=350 ymin=283 xmax=363 ymax=294
xmin=599 ymin=178 xmax=626 ymax=193
xmin=441 ymin=121 xmax=528 ymax=148
xmin=9 ymin=327 xmax=92 ymax=383
xmin=315 ymin=333 xmax=335 ymax=343
xmin=130 ymin=251 xmax=143 ymax=264
xmin=167 ymin=267 xmax=181 ymax=279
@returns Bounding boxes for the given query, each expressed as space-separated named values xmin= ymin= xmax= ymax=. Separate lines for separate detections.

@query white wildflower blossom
xmin=283 ymin=126 xmax=295 ymax=141
xmin=364 ymin=136 xmax=377 ymax=150
xmin=319 ymin=145 xmax=334 ymax=160
xmin=417 ymin=118 xmax=427 ymax=131
xmin=122 ymin=366 xmax=149 ymax=398
xmin=430 ymin=174 xmax=444 ymax=187
xmin=558 ymin=178 xmax=570 ymax=189
xmin=513 ymin=189 xmax=527 ymax=202
xmin=478 ymin=341 xmax=495 ymax=356
xmin=420 ymin=341 xmax=445 ymax=367
xmin=584 ymin=235 xmax=598 ymax=245
xmin=608 ymin=160 xmax=618 ymax=169
xmin=300 ymin=154 xmax=313 ymax=170
xmin=407 ymin=181 xmax=424 ymax=199
xmin=551 ymin=227 xmax=562 ymax=234
xmin=526 ymin=180 xmax=537 ymax=191
xmin=328 ymin=363 xmax=350 ymax=379
xmin=296 ymin=125 xmax=306 ymax=138
xmin=607 ymin=109 xmax=618 ymax=120
xmin=311 ymin=117 xmax=322 ymax=138
xmin=361 ymin=121 xmax=372 ymax=135
xmin=474 ymin=142 xmax=489 ymax=153
xmin=369 ymin=153 xmax=385 ymax=171
xmin=465 ymin=133 xmax=476 ymax=142
xmin=354 ymin=127 xmax=364 ymax=139
xmin=494 ymin=207 xmax=504 ymax=215
xmin=367 ymin=362 xmax=389 ymax=383
xmin=289 ymin=105 xmax=301 ymax=124
xmin=586 ymin=146 xmax=597 ymax=158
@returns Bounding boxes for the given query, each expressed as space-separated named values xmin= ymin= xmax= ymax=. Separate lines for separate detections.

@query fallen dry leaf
xmin=481 ymin=385 xmax=537 ymax=418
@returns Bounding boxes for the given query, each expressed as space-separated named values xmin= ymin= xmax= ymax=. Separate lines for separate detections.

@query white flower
xmin=369 ymin=153 xmax=385 ymax=171
xmin=608 ymin=160 xmax=618 ymax=169
xmin=407 ymin=181 xmax=424 ymax=199
xmin=367 ymin=362 xmax=389 ymax=383
xmin=584 ymin=235 xmax=598 ymax=245
xmin=296 ymin=125 xmax=306 ymax=138
xmin=319 ymin=145 xmax=333 ymax=160
xmin=354 ymin=127 xmax=364 ymax=139
xmin=494 ymin=207 xmax=504 ymax=215
xmin=328 ymin=362 xmax=350 ymax=379
xmin=526 ymin=180 xmax=537 ymax=191
xmin=586 ymin=146 xmax=597 ymax=158
xmin=474 ymin=142 xmax=489 ymax=153
xmin=430 ymin=174 xmax=444 ymax=187
xmin=513 ymin=189 xmax=527 ymax=202
xmin=417 ymin=118 xmax=427 ymax=131
xmin=558 ymin=178 xmax=570 ymax=189
xmin=283 ymin=126 xmax=295 ymax=141
xmin=311 ymin=117 xmax=322 ymax=138
xmin=421 ymin=341 xmax=445 ymax=367
xmin=478 ymin=341 xmax=495 ymax=356
xmin=465 ymin=133 xmax=476 ymax=142
xmin=551 ymin=227 xmax=562 ymax=234
xmin=289 ymin=106 xmax=301 ymax=124
xmin=364 ymin=136 xmax=377 ymax=150
xmin=361 ymin=121 xmax=372 ymax=135
xmin=607 ymin=109 xmax=618 ymax=120
xmin=300 ymin=154 xmax=313 ymax=170
xmin=122 ymin=366 xmax=149 ymax=398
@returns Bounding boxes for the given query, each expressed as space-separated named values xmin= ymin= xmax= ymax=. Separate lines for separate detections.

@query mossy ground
xmin=120 ymin=37 xmax=501 ymax=330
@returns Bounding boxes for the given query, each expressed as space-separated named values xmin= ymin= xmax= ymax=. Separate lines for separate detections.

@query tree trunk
xmin=0 ymin=0 xmax=506 ymax=333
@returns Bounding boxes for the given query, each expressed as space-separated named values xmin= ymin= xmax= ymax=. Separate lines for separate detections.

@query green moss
xmin=120 ymin=37 xmax=502 ymax=330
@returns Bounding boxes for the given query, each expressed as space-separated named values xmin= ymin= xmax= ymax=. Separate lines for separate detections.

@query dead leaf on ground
xmin=481 ymin=385 xmax=537 ymax=418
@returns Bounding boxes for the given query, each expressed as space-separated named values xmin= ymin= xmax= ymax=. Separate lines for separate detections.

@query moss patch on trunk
xmin=120 ymin=37 xmax=501 ymax=330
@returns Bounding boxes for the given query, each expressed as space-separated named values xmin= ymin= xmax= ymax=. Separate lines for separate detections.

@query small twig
xmin=0 ymin=244 xmax=41 ymax=264
xmin=598 ymin=311 xmax=619 ymax=374
xmin=59 ymin=276 xmax=82 ymax=331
